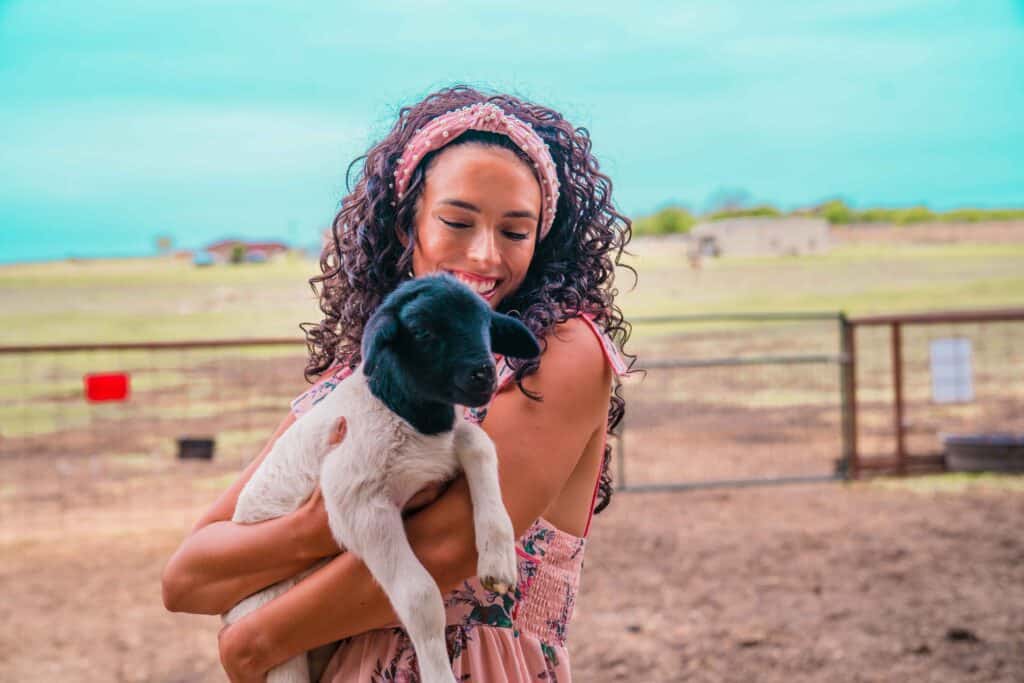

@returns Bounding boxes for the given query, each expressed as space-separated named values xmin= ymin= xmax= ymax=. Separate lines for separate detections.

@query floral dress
xmin=288 ymin=314 xmax=629 ymax=682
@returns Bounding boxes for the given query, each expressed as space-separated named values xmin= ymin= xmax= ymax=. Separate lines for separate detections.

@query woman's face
xmin=410 ymin=143 xmax=542 ymax=309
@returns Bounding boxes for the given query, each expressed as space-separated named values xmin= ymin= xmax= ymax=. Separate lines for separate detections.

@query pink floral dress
xmin=288 ymin=314 xmax=629 ymax=682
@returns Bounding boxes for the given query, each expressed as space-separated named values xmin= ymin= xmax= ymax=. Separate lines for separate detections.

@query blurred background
xmin=2 ymin=2 xmax=1023 ymax=681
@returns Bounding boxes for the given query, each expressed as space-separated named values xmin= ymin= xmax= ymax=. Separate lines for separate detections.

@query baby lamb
xmin=223 ymin=273 xmax=541 ymax=683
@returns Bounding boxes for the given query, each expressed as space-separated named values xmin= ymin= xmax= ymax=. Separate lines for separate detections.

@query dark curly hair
xmin=300 ymin=84 xmax=635 ymax=513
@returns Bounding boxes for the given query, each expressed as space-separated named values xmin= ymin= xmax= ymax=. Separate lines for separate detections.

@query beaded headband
xmin=393 ymin=102 xmax=561 ymax=240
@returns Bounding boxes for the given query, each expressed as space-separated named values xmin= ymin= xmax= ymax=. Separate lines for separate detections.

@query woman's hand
xmin=293 ymin=416 xmax=453 ymax=558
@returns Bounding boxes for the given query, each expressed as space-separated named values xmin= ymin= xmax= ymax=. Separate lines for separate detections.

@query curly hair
xmin=300 ymin=84 xmax=635 ymax=513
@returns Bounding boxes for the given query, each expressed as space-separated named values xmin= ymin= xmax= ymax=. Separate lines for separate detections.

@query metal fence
xmin=845 ymin=308 xmax=1024 ymax=477
xmin=0 ymin=339 xmax=311 ymax=540
xmin=613 ymin=312 xmax=851 ymax=491
xmin=5 ymin=307 xmax=1017 ymax=537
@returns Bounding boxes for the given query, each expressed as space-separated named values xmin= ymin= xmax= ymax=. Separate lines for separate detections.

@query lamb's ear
xmin=361 ymin=307 xmax=399 ymax=375
xmin=490 ymin=312 xmax=541 ymax=359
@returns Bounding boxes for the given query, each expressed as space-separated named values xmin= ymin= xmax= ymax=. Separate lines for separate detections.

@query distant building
xmin=688 ymin=217 xmax=831 ymax=258
xmin=203 ymin=239 xmax=289 ymax=264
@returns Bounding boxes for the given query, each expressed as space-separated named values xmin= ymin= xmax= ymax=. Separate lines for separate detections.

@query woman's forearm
xmin=162 ymin=512 xmax=326 ymax=615
xmin=223 ymin=479 xmax=481 ymax=674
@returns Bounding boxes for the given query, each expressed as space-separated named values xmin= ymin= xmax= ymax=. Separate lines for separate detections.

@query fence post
xmin=838 ymin=314 xmax=858 ymax=479
xmin=890 ymin=322 xmax=907 ymax=475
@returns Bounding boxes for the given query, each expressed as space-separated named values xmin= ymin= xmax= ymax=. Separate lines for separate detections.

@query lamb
xmin=223 ymin=273 xmax=541 ymax=683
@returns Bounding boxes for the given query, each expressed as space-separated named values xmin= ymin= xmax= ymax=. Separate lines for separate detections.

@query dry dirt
xmin=1 ymin=466 xmax=1022 ymax=682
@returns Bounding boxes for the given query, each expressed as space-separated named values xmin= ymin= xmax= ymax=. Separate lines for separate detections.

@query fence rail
xmin=617 ymin=311 xmax=850 ymax=491
xmin=845 ymin=307 xmax=1024 ymax=478
xmin=3 ymin=306 xmax=1019 ymax=536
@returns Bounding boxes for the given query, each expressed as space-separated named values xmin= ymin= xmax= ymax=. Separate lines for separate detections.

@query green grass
xmin=2 ymin=239 xmax=1022 ymax=347
xmin=617 ymin=241 xmax=1024 ymax=324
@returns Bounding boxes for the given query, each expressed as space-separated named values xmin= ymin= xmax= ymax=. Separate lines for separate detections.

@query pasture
xmin=1 ymin=225 xmax=1022 ymax=681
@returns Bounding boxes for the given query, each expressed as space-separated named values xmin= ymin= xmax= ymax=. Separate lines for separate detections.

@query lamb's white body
xmin=224 ymin=366 xmax=517 ymax=683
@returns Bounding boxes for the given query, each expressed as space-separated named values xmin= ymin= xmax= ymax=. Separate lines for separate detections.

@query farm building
xmin=689 ymin=217 xmax=831 ymax=257
xmin=202 ymin=239 xmax=289 ymax=264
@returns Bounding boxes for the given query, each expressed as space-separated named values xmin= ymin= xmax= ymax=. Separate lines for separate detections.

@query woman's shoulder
xmin=493 ymin=314 xmax=625 ymax=398
xmin=539 ymin=313 xmax=629 ymax=379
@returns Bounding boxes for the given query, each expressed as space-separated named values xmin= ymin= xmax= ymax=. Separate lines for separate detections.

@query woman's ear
xmin=361 ymin=307 xmax=399 ymax=375
xmin=490 ymin=313 xmax=541 ymax=359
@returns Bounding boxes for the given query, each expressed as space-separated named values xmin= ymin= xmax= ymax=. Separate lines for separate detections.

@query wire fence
xmin=846 ymin=308 xmax=1024 ymax=476
xmin=5 ymin=307 xmax=1019 ymax=539
xmin=614 ymin=313 xmax=849 ymax=491
xmin=0 ymin=340 xmax=310 ymax=541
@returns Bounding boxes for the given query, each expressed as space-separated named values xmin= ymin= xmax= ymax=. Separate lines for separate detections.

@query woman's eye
xmin=504 ymin=231 xmax=529 ymax=241
xmin=439 ymin=217 xmax=471 ymax=228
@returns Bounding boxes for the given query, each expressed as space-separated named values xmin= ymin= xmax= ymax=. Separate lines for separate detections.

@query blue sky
xmin=1 ymin=1 xmax=1022 ymax=262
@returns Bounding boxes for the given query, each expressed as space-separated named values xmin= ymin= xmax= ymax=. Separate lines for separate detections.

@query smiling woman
xmin=161 ymin=84 xmax=635 ymax=682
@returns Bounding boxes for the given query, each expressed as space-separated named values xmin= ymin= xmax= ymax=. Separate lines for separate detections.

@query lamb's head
xmin=361 ymin=273 xmax=540 ymax=408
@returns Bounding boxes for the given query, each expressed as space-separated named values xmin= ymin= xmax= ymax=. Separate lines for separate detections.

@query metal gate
xmin=614 ymin=312 xmax=852 ymax=492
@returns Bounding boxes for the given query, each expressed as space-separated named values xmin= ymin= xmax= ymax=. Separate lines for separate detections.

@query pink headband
xmin=393 ymin=102 xmax=560 ymax=240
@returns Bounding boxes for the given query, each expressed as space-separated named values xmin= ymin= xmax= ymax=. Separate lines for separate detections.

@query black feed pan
xmin=943 ymin=433 xmax=1024 ymax=473
xmin=177 ymin=437 xmax=215 ymax=461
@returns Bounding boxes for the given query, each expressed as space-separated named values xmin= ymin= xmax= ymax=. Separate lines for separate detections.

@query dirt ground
xmin=1 ymin=465 xmax=1022 ymax=682
xmin=3 ymin=222 xmax=1022 ymax=681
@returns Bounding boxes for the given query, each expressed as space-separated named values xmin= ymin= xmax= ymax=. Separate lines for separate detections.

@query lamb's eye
xmin=411 ymin=327 xmax=434 ymax=342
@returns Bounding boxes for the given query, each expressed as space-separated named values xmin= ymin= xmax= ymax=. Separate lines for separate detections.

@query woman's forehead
xmin=423 ymin=144 xmax=541 ymax=207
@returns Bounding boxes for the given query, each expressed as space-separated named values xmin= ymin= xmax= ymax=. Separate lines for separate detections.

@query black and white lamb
xmin=223 ymin=273 xmax=541 ymax=683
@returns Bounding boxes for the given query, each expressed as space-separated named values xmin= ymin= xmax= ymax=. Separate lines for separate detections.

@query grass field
xmin=3 ymin=235 xmax=1023 ymax=346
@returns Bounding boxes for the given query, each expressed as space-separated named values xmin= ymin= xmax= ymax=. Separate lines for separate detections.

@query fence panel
xmin=0 ymin=341 xmax=310 ymax=541
xmin=849 ymin=309 xmax=1024 ymax=475
xmin=613 ymin=314 xmax=848 ymax=491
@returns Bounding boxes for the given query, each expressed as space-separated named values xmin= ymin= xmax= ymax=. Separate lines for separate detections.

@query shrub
xmin=892 ymin=206 xmax=936 ymax=225
xmin=708 ymin=205 xmax=781 ymax=221
xmin=819 ymin=200 xmax=855 ymax=224
xmin=632 ymin=206 xmax=697 ymax=236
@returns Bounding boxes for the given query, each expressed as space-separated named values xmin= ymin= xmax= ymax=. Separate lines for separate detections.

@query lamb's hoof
xmin=481 ymin=577 xmax=510 ymax=595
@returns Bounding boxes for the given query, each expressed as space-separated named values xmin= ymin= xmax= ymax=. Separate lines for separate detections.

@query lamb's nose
xmin=468 ymin=364 xmax=495 ymax=390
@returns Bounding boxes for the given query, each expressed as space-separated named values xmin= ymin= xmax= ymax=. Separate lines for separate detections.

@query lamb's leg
xmin=453 ymin=422 xmax=517 ymax=594
xmin=331 ymin=503 xmax=455 ymax=683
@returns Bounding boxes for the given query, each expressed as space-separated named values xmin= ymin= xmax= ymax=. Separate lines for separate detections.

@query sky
xmin=1 ymin=0 xmax=1023 ymax=262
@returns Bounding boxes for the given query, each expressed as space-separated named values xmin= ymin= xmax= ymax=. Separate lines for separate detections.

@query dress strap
xmin=576 ymin=313 xmax=629 ymax=537
xmin=290 ymin=364 xmax=355 ymax=419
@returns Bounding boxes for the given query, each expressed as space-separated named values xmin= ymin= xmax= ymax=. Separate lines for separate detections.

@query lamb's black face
xmin=396 ymin=282 xmax=498 ymax=406
xmin=362 ymin=274 xmax=540 ymax=408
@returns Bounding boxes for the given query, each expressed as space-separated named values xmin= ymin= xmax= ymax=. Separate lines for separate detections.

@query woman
xmin=162 ymin=84 xmax=634 ymax=682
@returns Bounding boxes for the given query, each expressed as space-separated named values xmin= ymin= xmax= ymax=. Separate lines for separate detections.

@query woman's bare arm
xmin=163 ymin=407 xmax=444 ymax=615
xmin=161 ymin=411 xmax=330 ymax=614
xmin=219 ymin=319 xmax=612 ymax=677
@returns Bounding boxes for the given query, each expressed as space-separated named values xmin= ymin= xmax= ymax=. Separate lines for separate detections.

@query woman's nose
xmin=467 ymin=228 xmax=500 ymax=267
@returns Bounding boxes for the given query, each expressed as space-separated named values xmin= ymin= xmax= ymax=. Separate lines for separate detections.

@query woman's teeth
xmin=451 ymin=272 xmax=497 ymax=296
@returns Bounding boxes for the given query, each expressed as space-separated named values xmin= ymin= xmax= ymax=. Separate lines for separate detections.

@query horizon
xmin=2 ymin=1 xmax=1023 ymax=263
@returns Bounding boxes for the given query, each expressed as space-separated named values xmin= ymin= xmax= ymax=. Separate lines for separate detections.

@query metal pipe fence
xmin=5 ymin=306 xmax=1015 ymax=537
xmin=0 ymin=339 xmax=310 ymax=540
xmin=614 ymin=312 xmax=850 ymax=492
xmin=846 ymin=308 xmax=1024 ymax=477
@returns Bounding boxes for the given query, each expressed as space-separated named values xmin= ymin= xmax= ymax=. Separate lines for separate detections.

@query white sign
xmin=930 ymin=338 xmax=974 ymax=404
